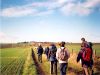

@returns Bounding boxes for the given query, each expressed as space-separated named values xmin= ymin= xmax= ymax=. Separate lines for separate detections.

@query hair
xmin=60 ymin=41 xmax=65 ymax=47
xmin=81 ymin=37 xmax=85 ymax=41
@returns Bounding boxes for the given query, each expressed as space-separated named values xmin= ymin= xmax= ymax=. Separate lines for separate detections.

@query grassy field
xmin=66 ymin=44 xmax=100 ymax=56
xmin=0 ymin=47 xmax=37 ymax=75
xmin=0 ymin=44 xmax=100 ymax=75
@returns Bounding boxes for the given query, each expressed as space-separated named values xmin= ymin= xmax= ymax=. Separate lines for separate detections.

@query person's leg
xmin=40 ymin=54 xmax=42 ymax=63
xmin=50 ymin=61 xmax=53 ymax=74
xmin=60 ymin=63 xmax=63 ymax=75
xmin=39 ymin=55 xmax=41 ymax=62
xmin=38 ymin=54 xmax=40 ymax=62
xmin=54 ymin=61 xmax=57 ymax=75
xmin=89 ymin=60 xmax=94 ymax=75
xmin=83 ymin=67 xmax=89 ymax=75
xmin=88 ymin=66 xmax=93 ymax=75
xmin=46 ymin=54 xmax=48 ymax=60
xmin=62 ymin=63 xmax=67 ymax=75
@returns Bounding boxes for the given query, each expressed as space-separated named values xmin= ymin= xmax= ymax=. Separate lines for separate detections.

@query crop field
xmin=0 ymin=47 xmax=36 ymax=75
xmin=0 ymin=44 xmax=100 ymax=75
xmin=66 ymin=44 xmax=100 ymax=56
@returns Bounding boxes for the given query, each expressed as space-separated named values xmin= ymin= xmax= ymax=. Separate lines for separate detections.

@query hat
xmin=60 ymin=41 xmax=65 ymax=47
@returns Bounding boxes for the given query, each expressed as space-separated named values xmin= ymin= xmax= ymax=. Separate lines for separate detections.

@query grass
xmin=0 ymin=47 xmax=37 ymax=75
xmin=0 ymin=43 xmax=100 ymax=75
xmin=66 ymin=44 xmax=100 ymax=56
xmin=22 ymin=48 xmax=37 ymax=75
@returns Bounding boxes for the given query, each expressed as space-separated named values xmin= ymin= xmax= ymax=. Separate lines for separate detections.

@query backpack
xmin=50 ymin=45 xmax=57 ymax=56
xmin=82 ymin=47 xmax=92 ymax=62
xmin=86 ymin=42 xmax=93 ymax=49
xmin=58 ymin=48 xmax=68 ymax=61
xmin=45 ymin=47 xmax=49 ymax=54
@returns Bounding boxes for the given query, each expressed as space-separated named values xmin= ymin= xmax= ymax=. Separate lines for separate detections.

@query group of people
xmin=37 ymin=38 xmax=93 ymax=75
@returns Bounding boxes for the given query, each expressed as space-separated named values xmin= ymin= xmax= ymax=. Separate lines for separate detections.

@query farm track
xmin=31 ymin=49 xmax=46 ymax=75
xmin=31 ymin=51 xmax=86 ymax=75
xmin=68 ymin=67 xmax=84 ymax=75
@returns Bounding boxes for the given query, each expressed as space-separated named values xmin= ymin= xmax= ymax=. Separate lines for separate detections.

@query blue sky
xmin=0 ymin=0 xmax=100 ymax=43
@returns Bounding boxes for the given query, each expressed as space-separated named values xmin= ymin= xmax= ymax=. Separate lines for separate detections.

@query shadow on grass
xmin=68 ymin=67 xmax=84 ymax=75
xmin=31 ymin=49 xmax=45 ymax=75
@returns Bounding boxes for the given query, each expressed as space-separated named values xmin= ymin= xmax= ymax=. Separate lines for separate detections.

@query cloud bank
xmin=1 ymin=0 xmax=100 ymax=17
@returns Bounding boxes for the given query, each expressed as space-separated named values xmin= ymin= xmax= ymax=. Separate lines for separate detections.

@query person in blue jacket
xmin=37 ymin=44 xmax=43 ymax=63
xmin=45 ymin=46 xmax=49 ymax=61
xmin=48 ymin=43 xmax=57 ymax=75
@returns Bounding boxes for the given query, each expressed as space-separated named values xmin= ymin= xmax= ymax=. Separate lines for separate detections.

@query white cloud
xmin=35 ymin=10 xmax=54 ymax=16
xmin=84 ymin=0 xmax=100 ymax=8
xmin=0 ymin=0 xmax=100 ymax=17
xmin=60 ymin=0 xmax=100 ymax=16
xmin=60 ymin=3 xmax=75 ymax=15
xmin=1 ymin=6 xmax=37 ymax=17
xmin=0 ymin=1 xmax=56 ymax=17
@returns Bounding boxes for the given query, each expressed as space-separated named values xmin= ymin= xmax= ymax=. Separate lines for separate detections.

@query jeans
xmin=50 ymin=61 xmax=57 ymax=75
xmin=60 ymin=63 xmax=68 ymax=75
xmin=38 ymin=54 xmax=42 ymax=63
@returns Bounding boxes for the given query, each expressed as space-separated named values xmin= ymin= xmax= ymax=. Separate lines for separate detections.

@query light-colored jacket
xmin=56 ymin=47 xmax=70 ymax=63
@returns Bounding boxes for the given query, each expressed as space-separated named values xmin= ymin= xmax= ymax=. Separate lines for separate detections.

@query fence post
xmin=72 ymin=49 xmax=73 ymax=55
xmin=94 ymin=49 xmax=96 ymax=58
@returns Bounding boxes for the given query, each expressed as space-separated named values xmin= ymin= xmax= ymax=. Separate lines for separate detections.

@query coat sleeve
xmin=56 ymin=48 xmax=59 ymax=60
xmin=77 ymin=51 xmax=82 ymax=62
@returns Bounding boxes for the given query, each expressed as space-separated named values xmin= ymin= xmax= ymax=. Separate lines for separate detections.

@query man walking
xmin=37 ymin=44 xmax=43 ymax=63
xmin=48 ymin=43 xmax=57 ymax=75
xmin=56 ymin=41 xmax=70 ymax=75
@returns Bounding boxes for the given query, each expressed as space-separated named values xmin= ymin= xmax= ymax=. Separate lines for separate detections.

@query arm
xmin=48 ymin=50 xmax=51 ymax=59
xmin=77 ymin=50 xmax=82 ymax=62
xmin=56 ymin=49 xmax=59 ymax=60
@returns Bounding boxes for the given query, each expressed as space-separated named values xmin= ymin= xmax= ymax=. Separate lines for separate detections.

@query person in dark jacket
xmin=37 ymin=44 xmax=43 ymax=63
xmin=48 ymin=44 xmax=57 ymax=75
xmin=77 ymin=38 xmax=93 ymax=75
xmin=45 ymin=46 xmax=49 ymax=61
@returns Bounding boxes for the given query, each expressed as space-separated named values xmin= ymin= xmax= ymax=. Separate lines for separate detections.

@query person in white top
xmin=56 ymin=41 xmax=70 ymax=75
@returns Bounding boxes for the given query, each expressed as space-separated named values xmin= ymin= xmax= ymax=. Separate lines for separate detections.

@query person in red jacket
xmin=77 ymin=38 xmax=93 ymax=75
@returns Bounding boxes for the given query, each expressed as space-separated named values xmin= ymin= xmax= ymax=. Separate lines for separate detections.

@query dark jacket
xmin=45 ymin=47 xmax=49 ymax=55
xmin=77 ymin=49 xmax=84 ymax=66
xmin=37 ymin=46 xmax=43 ymax=55
xmin=48 ymin=44 xmax=57 ymax=61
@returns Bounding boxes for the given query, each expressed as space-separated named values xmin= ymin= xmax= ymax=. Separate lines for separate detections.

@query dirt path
xmin=31 ymin=49 xmax=45 ymax=75
xmin=31 ymin=50 xmax=83 ymax=75
xmin=31 ymin=50 xmax=100 ymax=75
xmin=68 ymin=67 xmax=84 ymax=75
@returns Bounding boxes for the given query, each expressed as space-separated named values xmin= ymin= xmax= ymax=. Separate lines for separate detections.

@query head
xmin=60 ymin=41 xmax=65 ymax=47
xmin=38 ymin=43 xmax=41 ymax=47
xmin=51 ymin=43 xmax=55 ymax=47
xmin=81 ymin=38 xmax=85 ymax=42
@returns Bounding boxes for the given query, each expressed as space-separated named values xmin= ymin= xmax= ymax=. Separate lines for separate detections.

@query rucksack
xmin=82 ymin=47 xmax=92 ymax=62
xmin=50 ymin=45 xmax=57 ymax=56
xmin=86 ymin=42 xmax=93 ymax=49
xmin=58 ymin=48 xmax=68 ymax=61
xmin=45 ymin=47 xmax=49 ymax=54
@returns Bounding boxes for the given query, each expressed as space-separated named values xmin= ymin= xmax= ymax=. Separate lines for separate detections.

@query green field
xmin=66 ymin=44 xmax=100 ymax=56
xmin=0 ymin=47 xmax=36 ymax=75
xmin=0 ymin=44 xmax=100 ymax=75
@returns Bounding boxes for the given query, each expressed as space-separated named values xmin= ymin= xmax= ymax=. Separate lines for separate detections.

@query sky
xmin=0 ymin=0 xmax=100 ymax=43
